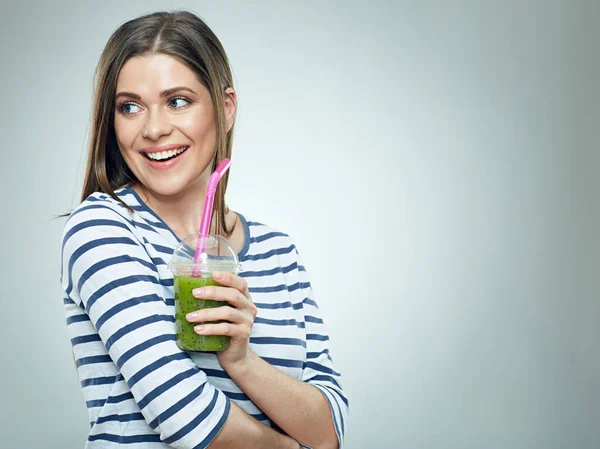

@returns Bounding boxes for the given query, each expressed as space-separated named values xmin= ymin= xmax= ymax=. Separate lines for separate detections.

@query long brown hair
xmin=79 ymin=10 xmax=235 ymax=236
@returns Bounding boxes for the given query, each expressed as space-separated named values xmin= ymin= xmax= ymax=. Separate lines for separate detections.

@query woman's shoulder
xmin=60 ymin=189 xmax=146 ymax=287
xmin=62 ymin=188 xmax=138 ymax=243
xmin=67 ymin=187 xmax=137 ymax=223
xmin=239 ymin=214 xmax=294 ymax=244
xmin=237 ymin=214 xmax=301 ymax=260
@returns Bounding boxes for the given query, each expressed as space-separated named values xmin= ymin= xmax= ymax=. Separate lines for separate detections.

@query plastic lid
xmin=169 ymin=233 xmax=241 ymax=277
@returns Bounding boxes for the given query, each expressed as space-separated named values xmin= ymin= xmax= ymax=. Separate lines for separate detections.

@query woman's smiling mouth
xmin=139 ymin=144 xmax=190 ymax=169
xmin=144 ymin=145 xmax=189 ymax=161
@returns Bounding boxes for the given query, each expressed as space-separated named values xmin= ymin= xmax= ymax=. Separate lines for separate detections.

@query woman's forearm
xmin=208 ymin=402 xmax=299 ymax=449
xmin=226 ymin=350 xmax=338 ymax=449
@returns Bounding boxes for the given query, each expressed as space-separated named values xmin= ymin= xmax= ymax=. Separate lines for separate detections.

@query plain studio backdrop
xmin=0 ymin=1 xmax=598 ymax=448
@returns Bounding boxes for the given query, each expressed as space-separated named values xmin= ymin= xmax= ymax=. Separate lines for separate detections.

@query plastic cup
xmin=169 ymin=233 xmax=241 ymax=351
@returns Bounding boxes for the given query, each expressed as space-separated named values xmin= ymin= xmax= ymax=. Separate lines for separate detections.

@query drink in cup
xmin=169 ymin=233 xmax=241 ymax=352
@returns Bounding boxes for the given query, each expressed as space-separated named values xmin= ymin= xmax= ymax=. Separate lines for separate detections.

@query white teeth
xmin=146 ymin=146 xmax=187 ymax=161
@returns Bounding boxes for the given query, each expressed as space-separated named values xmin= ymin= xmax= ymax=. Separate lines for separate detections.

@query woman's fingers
xmin=193 ymin=285 xmax=251 ymax=310
xmin=211 ymin=271 xmax=249 ymax=296
xmin=192 ymin=273 xmax=257 ymax=318
xmin=193 ymin=322 xmax=251 ymax=340
xmin=188 ymin=272 xmax=257 ymax=344
xmin=186 ymin=306 xmax=251 ymax=326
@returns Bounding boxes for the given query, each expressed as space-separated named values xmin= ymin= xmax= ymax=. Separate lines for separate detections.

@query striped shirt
xmin=60 ymin=186 xmax=348 ymax=448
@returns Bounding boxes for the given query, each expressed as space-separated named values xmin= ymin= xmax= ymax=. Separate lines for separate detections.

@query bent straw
xmin=193 ymin=158 xmax=232 ymax=265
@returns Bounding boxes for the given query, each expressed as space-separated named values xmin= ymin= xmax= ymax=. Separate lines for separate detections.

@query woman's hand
xmin=186 ymin=270 xmax=257 ymax=371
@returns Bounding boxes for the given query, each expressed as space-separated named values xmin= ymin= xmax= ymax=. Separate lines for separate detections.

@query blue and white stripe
xmin=61 ymin=186 xmax=348 ymax=448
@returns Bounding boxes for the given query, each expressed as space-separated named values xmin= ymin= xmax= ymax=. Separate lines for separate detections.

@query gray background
xmin=0 ymin=1 xmax=598 ymax=448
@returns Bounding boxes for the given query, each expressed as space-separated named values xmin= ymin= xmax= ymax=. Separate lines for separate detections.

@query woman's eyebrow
xmin=116 ymin=86 xmax=197 ymax=100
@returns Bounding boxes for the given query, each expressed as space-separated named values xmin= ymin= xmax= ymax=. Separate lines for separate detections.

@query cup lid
xmin=169 ymin=233 xmax=241 ymax=276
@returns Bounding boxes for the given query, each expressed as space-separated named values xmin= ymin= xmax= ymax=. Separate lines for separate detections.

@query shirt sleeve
xmin=60 ymin=203 xmax=230 ymax=449
xmin=294 ymin=246 xmax=349 ymax=448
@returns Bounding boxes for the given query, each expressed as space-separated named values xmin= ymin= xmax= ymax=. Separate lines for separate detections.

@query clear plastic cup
xmin=169 ymin=233 xmax=241 ymax=351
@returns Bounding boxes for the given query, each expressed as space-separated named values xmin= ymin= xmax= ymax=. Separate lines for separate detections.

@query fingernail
xmin=194 ymin=325 xmax=205 ymax=333
xmin=193 ymin=288 xmax=205 ymax=297
xmin=186 ymin=312 xmax=197 ymax=320
xmin=213 ymin=271 xmax=223 ymax=280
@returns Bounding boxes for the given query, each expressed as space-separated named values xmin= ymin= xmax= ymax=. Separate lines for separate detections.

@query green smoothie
xmin=174 ymin=275 xmax=230 ymax=351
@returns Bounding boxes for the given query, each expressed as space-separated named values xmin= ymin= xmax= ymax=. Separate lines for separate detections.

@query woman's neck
xmin=130 ymin=180 xmax=242 ymax=252
xmin=132 ymin=180 xmax=209 ymax=240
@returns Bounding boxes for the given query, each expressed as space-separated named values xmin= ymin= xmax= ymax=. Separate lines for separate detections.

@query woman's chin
xmin=134 ymin=164 xmax=211 ymax=199
xmin=138 ymin=178 xmax=192 ymax=199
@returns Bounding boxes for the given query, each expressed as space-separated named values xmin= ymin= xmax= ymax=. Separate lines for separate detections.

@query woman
xmin=60 ymin=10 xmax=348 ymax=449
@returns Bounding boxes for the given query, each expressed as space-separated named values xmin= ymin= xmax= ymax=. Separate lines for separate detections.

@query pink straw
xmin=193 ymin=158 xmax=232 ymax=264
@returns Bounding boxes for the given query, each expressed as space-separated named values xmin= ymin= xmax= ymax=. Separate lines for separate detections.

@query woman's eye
xmin=117 ymin=97 xmax=190 ymax=114
xmin=119 ymin=103 xmax=141 ymax=114
xmin=170 ymin=97 xmax=191 ymax=108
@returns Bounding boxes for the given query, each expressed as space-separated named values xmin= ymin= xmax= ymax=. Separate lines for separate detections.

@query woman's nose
xmin=142 ymin=106 xmax=173 ymax=139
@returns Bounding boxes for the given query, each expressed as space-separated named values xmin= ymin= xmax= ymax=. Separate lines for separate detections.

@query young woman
xmin=60 ymin=10 xmax=348 ymax=449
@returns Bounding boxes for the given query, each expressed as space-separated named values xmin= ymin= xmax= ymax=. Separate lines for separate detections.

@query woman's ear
xmin=224 ymin=87 xmax=237 ymax=133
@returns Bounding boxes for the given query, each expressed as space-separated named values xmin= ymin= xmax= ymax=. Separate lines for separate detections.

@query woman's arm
xmin=189 ymin=245 xmax=348 ymax=449
xmin=208 ymin=402 xmax=300 ymax=449
xmin=225 ymin=349 xmax=339 ymax=449
xmin=233 ymin=245 xmax=349 ymax=448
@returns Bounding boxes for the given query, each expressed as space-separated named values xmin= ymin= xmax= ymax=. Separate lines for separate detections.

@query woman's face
xmin=113 ymin=53 xmax=234 ymax=197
